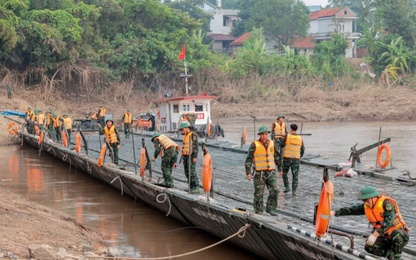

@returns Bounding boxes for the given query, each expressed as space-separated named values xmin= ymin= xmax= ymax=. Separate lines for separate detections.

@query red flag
xmin=178 ymin=44 xmax=186 ymax=60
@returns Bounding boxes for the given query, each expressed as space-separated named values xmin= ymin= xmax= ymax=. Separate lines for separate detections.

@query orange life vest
xmin=37 ymin=113 xmax=45 ymax=125
xmin=46 ymin=114 xmax=52 ymax=126
xmin=63 ymin=117 xmax=72 ymax=130
xmin=364 ymin=195 xmax=408 ymax=236
xmin=124 ymin=113 xmax=132 ymax=124
xmin=104 ymin=125 xmax=118 ymax=144
xmin=283 ymin=134 xmax=302 ymax=159
xmin=53 ymin=116 xmax=61 ymax=128
xmin=182 ymin=132 xmax=195 ymax=155
xmin=99 ymin=107 xmax=106 ymax=117
xmin=273 ymin=122 xmax=286 ymax=139
xmin=253 ymin=140 xmax=275 ymax=171
xmin=157 ymin=134 xmax=180 ymax=151
xmin=26 ymin=110 xmax=33 ymax=120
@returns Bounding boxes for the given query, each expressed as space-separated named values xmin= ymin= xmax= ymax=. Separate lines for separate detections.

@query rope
xmin=110 ymin=176 xmax=124 ymax=196
xmin=156 ymin=193 xmax=172 ymax=217
xmin=85 ymin=223 xmax=251 ymax=260
xmin=62 ymin=154 xmax=68 ymax=162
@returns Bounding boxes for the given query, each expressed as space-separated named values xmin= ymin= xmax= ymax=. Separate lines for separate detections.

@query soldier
xmin=245 ymin=126 xmax=281 ymax=216
xmin=179 ymin=122 xmax=200 ymax=193
xmin=271 ymin=114 xmax=287 ymax=149
xmin=37 ymin=109 xmax=45 ymax=127
xmin=52 ymin=113 xmax=62 ymax=141
xmin=281 ymin=123 xmax=304 ymax=196
xmin=61 ymin=114 xmax=73 ymax=143
xmin=25 ymin=107 xmax=34 ymax=134
xmin=331 ymin=186 xmax=409 ymax=260
xmin=104 ymin=119 xmax=120 ymax=165
xmin=122 ymin=109 xmax=133 ymax=138
xmin=151 ymin=133 xmax=180 ymax=187
xmin=97 ymin=106 xmax=106 ymax=129
xmin=45 ymin=111 xmax=54 ymax=130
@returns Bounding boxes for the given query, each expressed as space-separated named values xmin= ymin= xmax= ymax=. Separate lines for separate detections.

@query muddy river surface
xmin=1 ymin=119 xmax=415 ymax=258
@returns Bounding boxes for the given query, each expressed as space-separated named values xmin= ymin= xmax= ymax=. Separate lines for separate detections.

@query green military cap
xmin=277 ymin=114 xmax=285 ymax=120
xmin=106 ymin=119 xmax=114 ymax=124
xmin=357 ymin=186 xmax=379 ymax=200
xmin=257 ymin=125 xmax=270 ymax=135
xmin=151 ymin=132 xmax=161 ymax=141
xmin=179 ymin=122 xmax=189 ymax=130
xmin=63 ymin=114 xmax=68 ymax=117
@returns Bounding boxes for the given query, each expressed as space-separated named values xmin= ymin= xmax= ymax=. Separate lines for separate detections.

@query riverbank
xmin=0 ymin=188 xmax=117 ymax=259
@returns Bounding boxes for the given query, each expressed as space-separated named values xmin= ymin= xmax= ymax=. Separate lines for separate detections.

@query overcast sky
xmin=303 ymin=0 xmax=329 ymax=7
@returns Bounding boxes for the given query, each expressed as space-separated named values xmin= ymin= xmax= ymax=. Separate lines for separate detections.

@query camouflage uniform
xmin=122 ymin=111 xmax=133 ymax=138
xmin=182 ymin=132 xmax=199 ymax=191
xmin=6 ymin=85 xmax=12 ymax=99
xmin=245 ymin=140 xmax=282 ymax=214
xmin=281 ymin=134 xmax=305 ymax=195
xmin=335 ymin=201 xmax=409 ymax=259
xmin=153 ymin=137 xmax=178 ymax=187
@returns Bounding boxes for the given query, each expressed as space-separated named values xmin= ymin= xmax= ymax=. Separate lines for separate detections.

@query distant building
xmin=205 ymin=0 xmax=239 ymax=52
xmin=308 ymin=7 xmax=361 ymax=57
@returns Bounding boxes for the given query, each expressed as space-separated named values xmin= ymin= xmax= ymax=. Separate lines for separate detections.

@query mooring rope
xmin=156 ymin=193 xmax=171 ymax=217
xmin=110 ymin=176 xmax=124 ymax=196
xmin=85 ymin=223 xmax=251 ymax=260
xmin=62 ymin=154 xmax=68 ymax=162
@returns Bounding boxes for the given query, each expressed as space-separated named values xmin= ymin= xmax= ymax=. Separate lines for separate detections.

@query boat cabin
xmin=155 ymin=94 xmax=216 ymax=132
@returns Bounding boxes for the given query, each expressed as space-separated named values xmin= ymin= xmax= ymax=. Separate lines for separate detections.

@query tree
xmin=377 ymin=36 xmax=410 ymax=74
xmin=239 ymin=0 xmax=310 ymax=49
xmin=378 ymin=0 xmax=416 ymax=47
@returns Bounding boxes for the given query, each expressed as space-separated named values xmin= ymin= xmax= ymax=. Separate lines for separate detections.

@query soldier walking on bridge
xmin=179 ymin=122 xmax=200 ymax=193
xmin=245 ymin=126 xmax=282 ymax=216
xmin=151 ymin=133 xmax=179 ymax=187
xmin=122 ymin=109 xmax=133 ymax=138
xmin=282 ymin=124 xmax=304 ymax=196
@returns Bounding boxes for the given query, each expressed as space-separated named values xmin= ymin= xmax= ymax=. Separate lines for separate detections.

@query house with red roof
xmin=230 ymin=6 xmax=361 ymax=58
xmin=308 ymin=7 xmax=361 ymax=57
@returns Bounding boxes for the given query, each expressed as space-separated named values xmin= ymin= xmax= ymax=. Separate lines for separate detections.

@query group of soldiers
xmin=24 ymin=107 xmax=72 ymax=143
xmin=244 ymin=114 xmax=408 ymax=260
xmin=24 ymin=104 xmax=409 ymax=259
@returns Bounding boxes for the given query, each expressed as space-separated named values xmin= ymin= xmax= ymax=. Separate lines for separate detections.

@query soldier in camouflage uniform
xmin=281 ymin=124 xmax=305 ymax=196
xmin=245 ymin=126 xmax=282 ymax=216
xmin=179 ymin=122 xmax=200 ymax=193
xmin=151 ymin=133 xmax=179 ymax=187
xmin=331 ymin=186 xmax=409 ymax=260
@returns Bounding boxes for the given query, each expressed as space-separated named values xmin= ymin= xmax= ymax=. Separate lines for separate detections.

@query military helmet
xmin=63 ymin=114 xmax=68 ymax=117
xmin=106 ymin=119 xmax=114 ymax=124
xmin=277 ymin=114 xmax=285 ymax=120
xmin=179 ymin=122 xmax=189 ymax=130
xmin=357 ymin=186 xmax=379 ymax=200
xmin=151 ymin=132 xmax=161 ymax=141
xmin=257 ymin=125 xmax=270 ymax=135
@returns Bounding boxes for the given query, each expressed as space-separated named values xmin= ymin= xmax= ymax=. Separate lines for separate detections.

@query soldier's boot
xmin=266 ymin=209 xmax=278 ymax=216
xmin=190 ymin=182 xmax=200 ymax=194
xmin=292 ymin=191 xmax=297 ymax=197
xmin=165 ymin=174 xmax=174 ymax=188
xmin=283 ymin=186 xmax=291 ymax=193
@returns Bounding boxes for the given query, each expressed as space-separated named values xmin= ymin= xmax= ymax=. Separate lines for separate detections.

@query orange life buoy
xmin=34 ymin=125 xmax=40 ymax=135
xmin=242 ymin=127 xmax=247 ymax=144
xmin=315 ymin=180 xmax=334 ymax=237
xmin=75 ymin=132 xmax=81 ymax=154
xmin=7 ymin=122 xmax=18 ymax=135
xmin=202 ymin=153 xmax=213 ymax=193
xmin=62 ymin=130 xmax=68 ymax=147
xmin=38 ymin=131 xmax=44 ymax=145
xmin=377 ymin=144 xmax=391 ymax=169
xmin=139 ymin=148 xmax=146 ymax=177
xmin=97 ymin=144 xmax=107 ymax=166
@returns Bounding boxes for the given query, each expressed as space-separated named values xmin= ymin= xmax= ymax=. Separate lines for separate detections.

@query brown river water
xmin=1 ymin=118 xmax=415 ymax=259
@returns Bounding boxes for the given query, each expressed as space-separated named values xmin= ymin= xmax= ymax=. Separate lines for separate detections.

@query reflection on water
xmin=0 ymin=145 xmax=257 ymax=259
